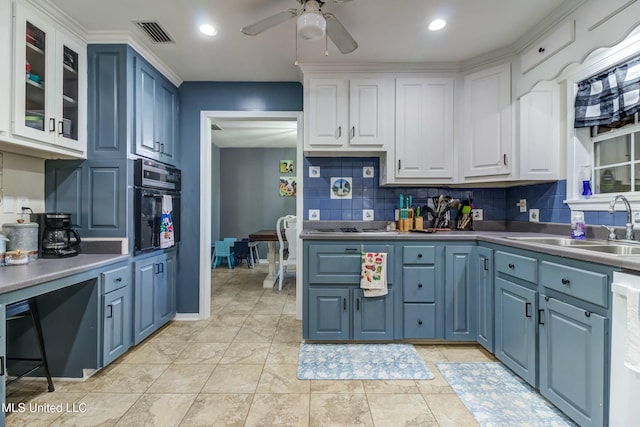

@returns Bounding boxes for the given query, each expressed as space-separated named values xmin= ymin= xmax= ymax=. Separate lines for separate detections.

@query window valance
xmin=574 ymin=56 xmax=640 ymax=128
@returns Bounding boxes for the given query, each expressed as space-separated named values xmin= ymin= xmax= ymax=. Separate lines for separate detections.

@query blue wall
xmin=177 ymin=82 xmax=303 ymax=313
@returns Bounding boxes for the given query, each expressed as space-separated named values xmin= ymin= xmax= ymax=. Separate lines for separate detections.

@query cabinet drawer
xmin=102 ymin=265 xmax=130 ymax=293
xmin=403 ymin=267 xmax=436 ymax=302
xmin=520 ymin=20 xmax=575 ymax=74
xmin=539 ymin=261 xmax=608 ymax=307
xmin=403 ymin=246 xmax=436 ymax=264
xmin=403 ymin=304 xmax=437 ymax=339
xmin=495 ymin=251 xmax=537 ymax=283
xmin=308 ymin=244 xmax=393 ymax=284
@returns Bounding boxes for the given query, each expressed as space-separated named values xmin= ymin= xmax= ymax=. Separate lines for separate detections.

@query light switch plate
xmin=308 ymin=209 xmax=320 ymax=221
xmin=363 ymin=209 xmax=374 ymax=221
xmin=529 ymin=209 xmax=540 ymax=222
xmin=473 ymin=208 xmax=483 ymax=221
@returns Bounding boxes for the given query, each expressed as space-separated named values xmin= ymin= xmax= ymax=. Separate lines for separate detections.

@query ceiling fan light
xmin=297 ymin=12 xmax=326 ymax=40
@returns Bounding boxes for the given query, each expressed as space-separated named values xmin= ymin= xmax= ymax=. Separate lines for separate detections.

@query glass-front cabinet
xmin=12 ymin=3 xmax=86 ymax=153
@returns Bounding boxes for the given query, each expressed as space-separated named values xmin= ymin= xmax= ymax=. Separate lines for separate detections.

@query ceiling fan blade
xmin=324 ymin=13 xmax=358 ymax=54
xmin=241 ymin=10 xmax=297 ymax=36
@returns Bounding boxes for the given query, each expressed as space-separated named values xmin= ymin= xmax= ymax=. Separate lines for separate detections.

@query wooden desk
xmin=248 ymin=229 xmax=280 ymax=289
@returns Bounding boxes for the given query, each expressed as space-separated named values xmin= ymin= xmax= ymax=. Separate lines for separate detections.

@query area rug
xmin=436 ymin=362 xmax=576 ymax=427
xmin=297 ymin=343 xmax=434 ymax=380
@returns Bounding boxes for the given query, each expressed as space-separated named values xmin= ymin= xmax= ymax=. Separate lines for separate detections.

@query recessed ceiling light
xmin=200 ymin=24 xmax=217 ymax=37
xmin=428 ymin=19 xmax=446 ymax=32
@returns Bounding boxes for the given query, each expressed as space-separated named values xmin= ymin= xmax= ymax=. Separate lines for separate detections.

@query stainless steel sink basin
xmin=576 ymin=245 xmax=640 ymax=256
xmin=504 ymin=236 xmax=603 ymax=246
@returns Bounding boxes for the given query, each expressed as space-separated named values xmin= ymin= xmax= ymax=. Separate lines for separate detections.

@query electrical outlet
xmin=517 ymin=199 xmax=527 ymax=213
xmin=473 ymin=208 xmax=483 ymax=221
xmin=363 ymin=209 xmax=374 ymax=221
xmin=529 ymin=209 xmax=540 ymax=222
xmin=308 ymin=209 xmax=320 ymax=221
xmin=17 ymin=197 xmax=29 ymax=211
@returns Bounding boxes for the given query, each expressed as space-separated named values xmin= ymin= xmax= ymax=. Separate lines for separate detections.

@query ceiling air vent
xmin=134 ymin=21 xmax=174 ymax=44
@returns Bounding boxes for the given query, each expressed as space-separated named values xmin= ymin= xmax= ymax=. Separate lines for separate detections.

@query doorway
xmin=198 ymin=111 xmax=303 ymax=321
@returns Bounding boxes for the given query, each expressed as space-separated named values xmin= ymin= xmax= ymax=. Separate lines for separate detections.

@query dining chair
xmin=242 ymin=237 xmax=260 ymax=265
xmin=212 ymin=240 xmax=234 ymax=269
xmin=233 ymin=240 xmax=253 ymax=268
xmin=276 ymin=215 xmax=297 ymax=290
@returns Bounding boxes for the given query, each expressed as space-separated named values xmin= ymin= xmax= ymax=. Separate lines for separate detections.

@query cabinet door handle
xmin=356 ymin=298 xmax=360 ymax=311
xmin=418 ymin=320 xmax=423 ymax=326
xmin=155 ymin=141 xmax=161 ymax=152
xmin=484 ymin=258 xmax=489 ymax=271
xmin=585 ymin=311 xmax=591 ymax=318
xmin=538 ymin=47 xmax=546 ymax=53
xmin=160 ymin=143 xmax=165 ymax=154
xmin=106 ymin=304 xmax=113 ymax=318
xmin=398 ymin=159 xmax=401 ymax=171
xmin=351 ymin=126 xmax=355 ymax=138
xmin=343 ymin=298 xmax=347 ymax=311
xmin=561 ymin=278 xmax=570 ymax=285
xmin=417 ymin=253 xmax=423 ymax=258
xmin=538 ymin=309 xmax=545 ymax=325
xmin=525 ymin=302 xmax=532 ymax=318
xmin=57 ymin=120 xmax=64 ymax=135
xmin=508 ymin=263 xmax=515 ymax=269
xmin=115 ymin=277 xmax=122 ymax=283
xmin=49 ymin=118 xmax=56 ymax=132
xmin=345 ymin=248 xmax=359 ymax=253
xmin=336 ymin=126 xmax=342 ymax=139
xmin=418 ymin=283 xmax=423 ymax=289
xmin=503 ymin=154 xmax=508 ymax=166
xmin=0 ymin=356 xmax=4 ymax=376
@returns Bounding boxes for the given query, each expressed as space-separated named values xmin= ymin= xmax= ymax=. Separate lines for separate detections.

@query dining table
xmin=248 ymin=229 xmax=281 ymax=288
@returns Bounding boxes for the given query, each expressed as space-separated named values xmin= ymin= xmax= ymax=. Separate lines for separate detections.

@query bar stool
xmin=5 ymin=298 xmax=55 ymax=392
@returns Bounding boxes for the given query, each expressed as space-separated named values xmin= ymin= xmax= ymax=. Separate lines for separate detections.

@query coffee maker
xmin=30 ymin=213 xmax=81 ymax=258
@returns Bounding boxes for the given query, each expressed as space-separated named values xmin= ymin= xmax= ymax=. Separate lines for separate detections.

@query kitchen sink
xmin=575 ymin=245 xmax=640 ymax=256
xmin=504 ymin=236 xmax=603 ymax=246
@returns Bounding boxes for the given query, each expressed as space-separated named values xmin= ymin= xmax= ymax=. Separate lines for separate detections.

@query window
xmin=591 ymin=114 xmax=640 ymax=195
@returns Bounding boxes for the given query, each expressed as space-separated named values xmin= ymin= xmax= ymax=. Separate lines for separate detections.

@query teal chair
xmin=212 ymin=240 xmax=234 ymax=269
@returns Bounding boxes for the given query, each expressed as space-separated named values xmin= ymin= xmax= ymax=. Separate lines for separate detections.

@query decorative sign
xmin=279 ymin=177 xmax=296 ymax=197
xmin=330 ymin=177 xmax=352 ymax=199
xmin=280 ymin=160 xmax=294 ymax=174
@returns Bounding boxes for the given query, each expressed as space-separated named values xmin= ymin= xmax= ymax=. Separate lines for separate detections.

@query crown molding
xmin=298 ymin=61 xmax=461 ymax=75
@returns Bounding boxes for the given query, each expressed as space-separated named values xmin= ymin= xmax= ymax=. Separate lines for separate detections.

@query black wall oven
xmin=134 ymin=159 xmax=181 ymax=255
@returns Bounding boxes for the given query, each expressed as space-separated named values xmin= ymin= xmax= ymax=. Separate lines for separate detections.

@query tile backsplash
xmin=303 ymin=157 xmax=630 ymax=226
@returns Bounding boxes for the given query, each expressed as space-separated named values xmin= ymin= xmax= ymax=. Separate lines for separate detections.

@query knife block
xmin=414 ymin=216 xmax=423 ymax=230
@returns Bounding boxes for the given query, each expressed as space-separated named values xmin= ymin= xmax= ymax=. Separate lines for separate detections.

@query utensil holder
xmin=414 ymin=217 xmax=423 ymax=230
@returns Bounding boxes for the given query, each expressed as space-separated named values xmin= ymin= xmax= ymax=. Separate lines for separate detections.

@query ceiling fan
xmin=241 ymin=0 xmax=358 ymax=54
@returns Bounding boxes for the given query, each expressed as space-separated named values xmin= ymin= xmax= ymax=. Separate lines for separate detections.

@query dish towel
xmin=360 ymin=252 xmax=388 ymax=297
xmin=624 ymin=287 xmax=640 ymax=373
xmin=160 ymin=195 xmax=175 ymax=249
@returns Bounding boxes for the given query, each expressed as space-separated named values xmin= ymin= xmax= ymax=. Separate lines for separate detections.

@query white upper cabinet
xmin=519 ymin=81 xmax=563 ymax=181
xmin=305 ymin=78 xmax=393 ymax=151
xmin=392 ymin=78 xmax=454 ymax=182
xmin=10 ymin=2 xmax=86 ymax=156
xmin=462 ymin=63 xmax=513 ymax=179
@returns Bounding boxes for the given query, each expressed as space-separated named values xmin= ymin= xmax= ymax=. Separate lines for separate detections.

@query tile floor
xmin=6 ymin=264 xmax=497 ymax=426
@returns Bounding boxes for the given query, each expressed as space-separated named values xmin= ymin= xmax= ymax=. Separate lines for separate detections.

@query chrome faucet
xmin=608 ymin=195 xmax=634 ymax=240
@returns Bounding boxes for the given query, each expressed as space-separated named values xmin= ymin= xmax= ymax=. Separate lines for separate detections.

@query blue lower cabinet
xmin=474 ymin=247 xmax=494 ymax=352
xmin=353 ymin=288 xmax=394 ymax=340
xmin=539 ymin=295 xmax=606 ymax=427
xmin=101 ymin=262 xmax=132 ymax=366
xmin=133 ymin=251 xmax=177 ymax=345
xmin=307 ymin=287 xmax=394 ymax=341
xmin=445 ymin=246 xmax=477 ymax=340
xmin=308 ymin=287 xmax=350 ymax=341
xmin=494 ymin=277 xmax=537 ymax=387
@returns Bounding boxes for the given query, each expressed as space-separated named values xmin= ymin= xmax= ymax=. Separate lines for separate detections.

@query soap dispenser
xmin=570 ymin=211 xmax=586 ymax=240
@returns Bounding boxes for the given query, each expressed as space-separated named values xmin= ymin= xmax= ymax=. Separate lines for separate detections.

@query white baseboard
xmin=173 ymin=313 xmax=204 ymax=321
